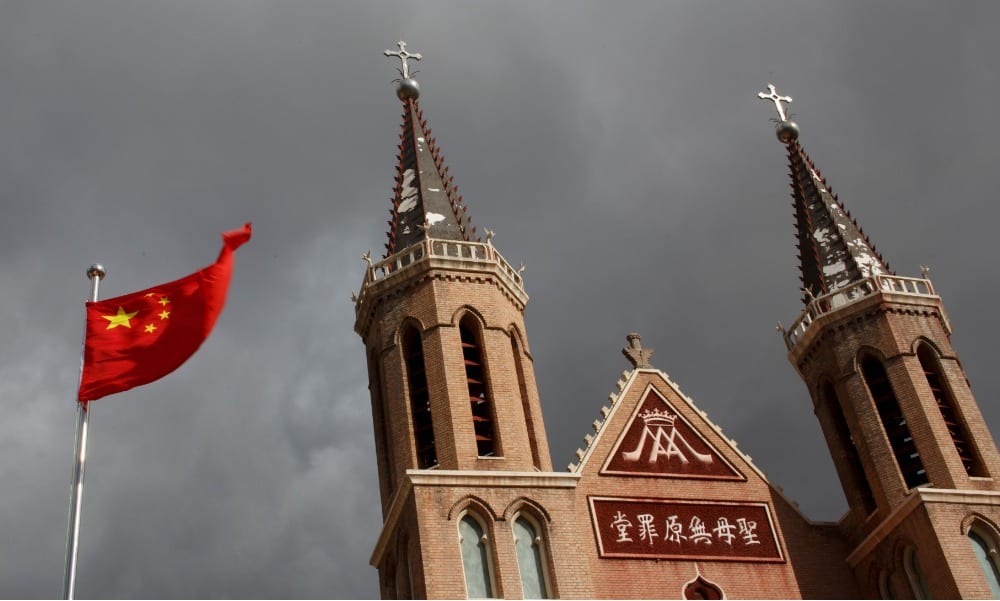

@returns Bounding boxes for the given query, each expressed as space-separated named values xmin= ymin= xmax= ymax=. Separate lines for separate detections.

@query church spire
xmin=383 ymin=42 xmax=475 ymax=257
xmin=757 ymin=84 xmax=890 ymax=303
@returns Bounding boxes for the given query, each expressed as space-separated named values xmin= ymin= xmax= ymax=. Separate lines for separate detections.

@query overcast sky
xmin=2 ymin=1 xmax=999 ymax=598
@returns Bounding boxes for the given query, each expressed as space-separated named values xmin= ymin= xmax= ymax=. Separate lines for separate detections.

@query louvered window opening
xmin=822 ymin=382 xmax=876 ymax=514
xmin=461 ymin=319 xmax=496 ymax=456
xmin=917 ymin=346 xmax=984 ymax=476
xmin=403 ymin=327 xmax=437 ymax=468
xmin=861 ymin=357 xmax=928 ymax=489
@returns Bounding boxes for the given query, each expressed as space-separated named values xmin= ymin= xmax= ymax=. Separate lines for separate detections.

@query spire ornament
xmin=384 ymin=41 xmax=422 ymax=100
xmin=758 ymin=83 xmax=792 ymax=121
xmin=757 ymin=83 xmax=799 ymax=143
xmin=622 ymin=333 xmax=655 ymax=369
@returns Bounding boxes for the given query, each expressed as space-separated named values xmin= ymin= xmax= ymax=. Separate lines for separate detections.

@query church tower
xmin=355 ymin=43 xmax=584 ymax=599
xmin=761 ymin=85 xmax=1000 ymax=598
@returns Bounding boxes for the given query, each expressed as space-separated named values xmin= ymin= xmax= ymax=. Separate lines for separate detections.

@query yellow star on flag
xmin=158 ymin=297 xmax=170 ymax=306
xmin=102 ymin=306 xmax=139 ymax=330
xmin=159 ymin=310 xmax=170 ymax=320
xmin=144 ymin=324 xmax=157 ymax=334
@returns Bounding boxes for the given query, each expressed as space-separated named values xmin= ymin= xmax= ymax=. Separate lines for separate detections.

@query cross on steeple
xmin=384 ymin=40 xmax=422 ymax=80
xmin=758 ymin=83 xmax=793 ymax=122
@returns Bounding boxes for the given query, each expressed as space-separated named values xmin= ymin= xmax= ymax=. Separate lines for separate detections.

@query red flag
xmin=78 ymin=224 xmax=252 ymax=401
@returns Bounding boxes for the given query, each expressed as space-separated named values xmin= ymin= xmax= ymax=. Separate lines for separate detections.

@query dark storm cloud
xmin=2 ymin=1 xmax=998 ymax=598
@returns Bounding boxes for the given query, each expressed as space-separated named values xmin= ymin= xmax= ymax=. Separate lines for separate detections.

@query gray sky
xmin=2 ymin=1 xmax=998 ymax=598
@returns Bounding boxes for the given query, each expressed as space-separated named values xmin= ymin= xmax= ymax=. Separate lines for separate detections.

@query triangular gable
xmin=600 ymin=384 xmax=745 ymax=481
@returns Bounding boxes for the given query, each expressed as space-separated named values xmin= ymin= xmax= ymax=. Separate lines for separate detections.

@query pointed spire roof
xmin=383 ymin=42 xmax=475 ymax=257
xmin=758 ymin=84 xmax=891 ymax=302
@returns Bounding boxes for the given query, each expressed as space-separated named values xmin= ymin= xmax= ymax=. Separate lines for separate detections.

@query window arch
xmin=968 ymin=527 xmax=1000 ymax=597
xmin=860 ymin=355 xmax=928 ymax=489
xmin=402 ymin=325 xmax=436 ymax=468
xmin=902 ymin=546 xmax=929 ymax=599
xmin=512 ymin=513 xmax=550 ymax=599
xmin=460 ymin=315 xmax=497 ymax=457
xmin=917 ymin=344 xmax=985 ymax=476
xmin=458 ymin=512 xmax=496 ymax=598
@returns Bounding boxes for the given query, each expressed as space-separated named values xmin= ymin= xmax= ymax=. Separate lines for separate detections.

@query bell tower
xmin=355 ymin=43 xmax=577 ymax=599
xmin=761 ymin=85 xmax=1000 ymax=598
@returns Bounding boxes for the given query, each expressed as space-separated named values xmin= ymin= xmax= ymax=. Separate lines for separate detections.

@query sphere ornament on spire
xmin=757 ymin=83 xmax=799 ymax=143
xmin=384 ymin=40 xmax=422 ymax=100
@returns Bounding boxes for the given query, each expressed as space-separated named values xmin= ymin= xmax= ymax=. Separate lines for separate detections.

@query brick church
xmin=352 ymin=43 xmax=1000 ymax=599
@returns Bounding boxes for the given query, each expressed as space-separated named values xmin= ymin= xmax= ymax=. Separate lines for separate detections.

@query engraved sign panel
xmin=590 ymin=497 xmax=783 ymax=562
xmin=602 ymin=388 xmax=744 ymax=480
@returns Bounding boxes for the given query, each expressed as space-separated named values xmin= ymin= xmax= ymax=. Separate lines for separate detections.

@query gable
xmin=601 ymin=386 xmax=744 ymax=481
xmin=571 ymin=369 xmax=793 ymax=567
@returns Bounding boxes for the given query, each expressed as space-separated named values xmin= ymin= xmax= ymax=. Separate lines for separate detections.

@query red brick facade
xmin=353 ymin=236 xmax=1000 ymax=599
xmin=355 ymin=77 xmax=1000 ymax=599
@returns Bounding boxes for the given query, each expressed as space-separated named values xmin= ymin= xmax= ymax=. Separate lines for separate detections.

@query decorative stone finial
xmin=384 ymin=40 xmax=422 ymax=100
xmin=757 ymin=83 xmax=799 ymax=142
xmin=622 ymin=333 xmax=654 ymax=369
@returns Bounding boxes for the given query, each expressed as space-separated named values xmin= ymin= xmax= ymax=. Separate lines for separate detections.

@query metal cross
xmin=384 ymin=41 xmax=422 ymax=80
xmin=758 ymin=83 xmax=792 ymax=122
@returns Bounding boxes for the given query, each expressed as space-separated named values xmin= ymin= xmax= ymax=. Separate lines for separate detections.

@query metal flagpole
xmin=63 ymin=263 xmax=105 ymax=600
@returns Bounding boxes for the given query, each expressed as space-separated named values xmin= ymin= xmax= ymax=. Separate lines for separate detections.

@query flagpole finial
xmin=87 ymin=264 xmax=106 ymax=280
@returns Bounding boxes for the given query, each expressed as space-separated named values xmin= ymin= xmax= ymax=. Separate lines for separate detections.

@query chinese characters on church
xmin=591 ymin=498 xmax=782 ymax=561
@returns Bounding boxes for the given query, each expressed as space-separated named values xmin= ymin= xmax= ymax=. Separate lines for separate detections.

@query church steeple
xmin=762 ymin=84 xmax=1000 ymax=599
xmin=357 ymin=39 xmax=552 ymax=500
xmin=758 ymin=84 xmax=890 ymax=302
xmin=357 ymin=47 xmax=559 ymax=597
xmin=383 ymin=41 xmax=475 ymax=256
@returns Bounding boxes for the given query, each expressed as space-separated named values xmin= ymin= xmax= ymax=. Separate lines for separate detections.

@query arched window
xmin=917 ymin=344 xmax=985 ymax=476
xmin=458 ymin=513 xmax=495 ymax=598
xmin=403 ymin=326 xmax=436 ymax=468
xmin=821 ymin=380 xmax=876 ymax=514
xmin=861 ymin=356 xmax=928 ymax=489
xmin=969 ymin=529 xmax=1000 ymax=597
xmin=460 ymin=316 xmax=497 ymax=456
xmin=903 ymin=546 xmax=930 ymax=599
xmin=513 ymin=516 xmax=549 ymax=598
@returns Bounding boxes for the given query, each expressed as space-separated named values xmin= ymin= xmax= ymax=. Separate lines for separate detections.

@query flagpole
xmin=63 ymin=263 xmax=105 ymax=600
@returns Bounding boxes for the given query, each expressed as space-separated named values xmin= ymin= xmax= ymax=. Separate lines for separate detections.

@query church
xmin=352 ymin=42 xmax=1000 ymax=599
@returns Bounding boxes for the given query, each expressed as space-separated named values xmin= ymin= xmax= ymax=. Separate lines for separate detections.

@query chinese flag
xmin=78 ymin=224 xmax=252 ymax=401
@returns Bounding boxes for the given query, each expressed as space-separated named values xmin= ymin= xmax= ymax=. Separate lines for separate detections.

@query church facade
xmin=353 ymin=44 xmax=1000 ymax=599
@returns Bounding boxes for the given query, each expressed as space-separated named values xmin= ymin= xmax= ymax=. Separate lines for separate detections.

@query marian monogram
xmin=602 ymin=388 xmax=744 ymax=480
xmin=621 ymin=408 xmax=714 ymax=465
